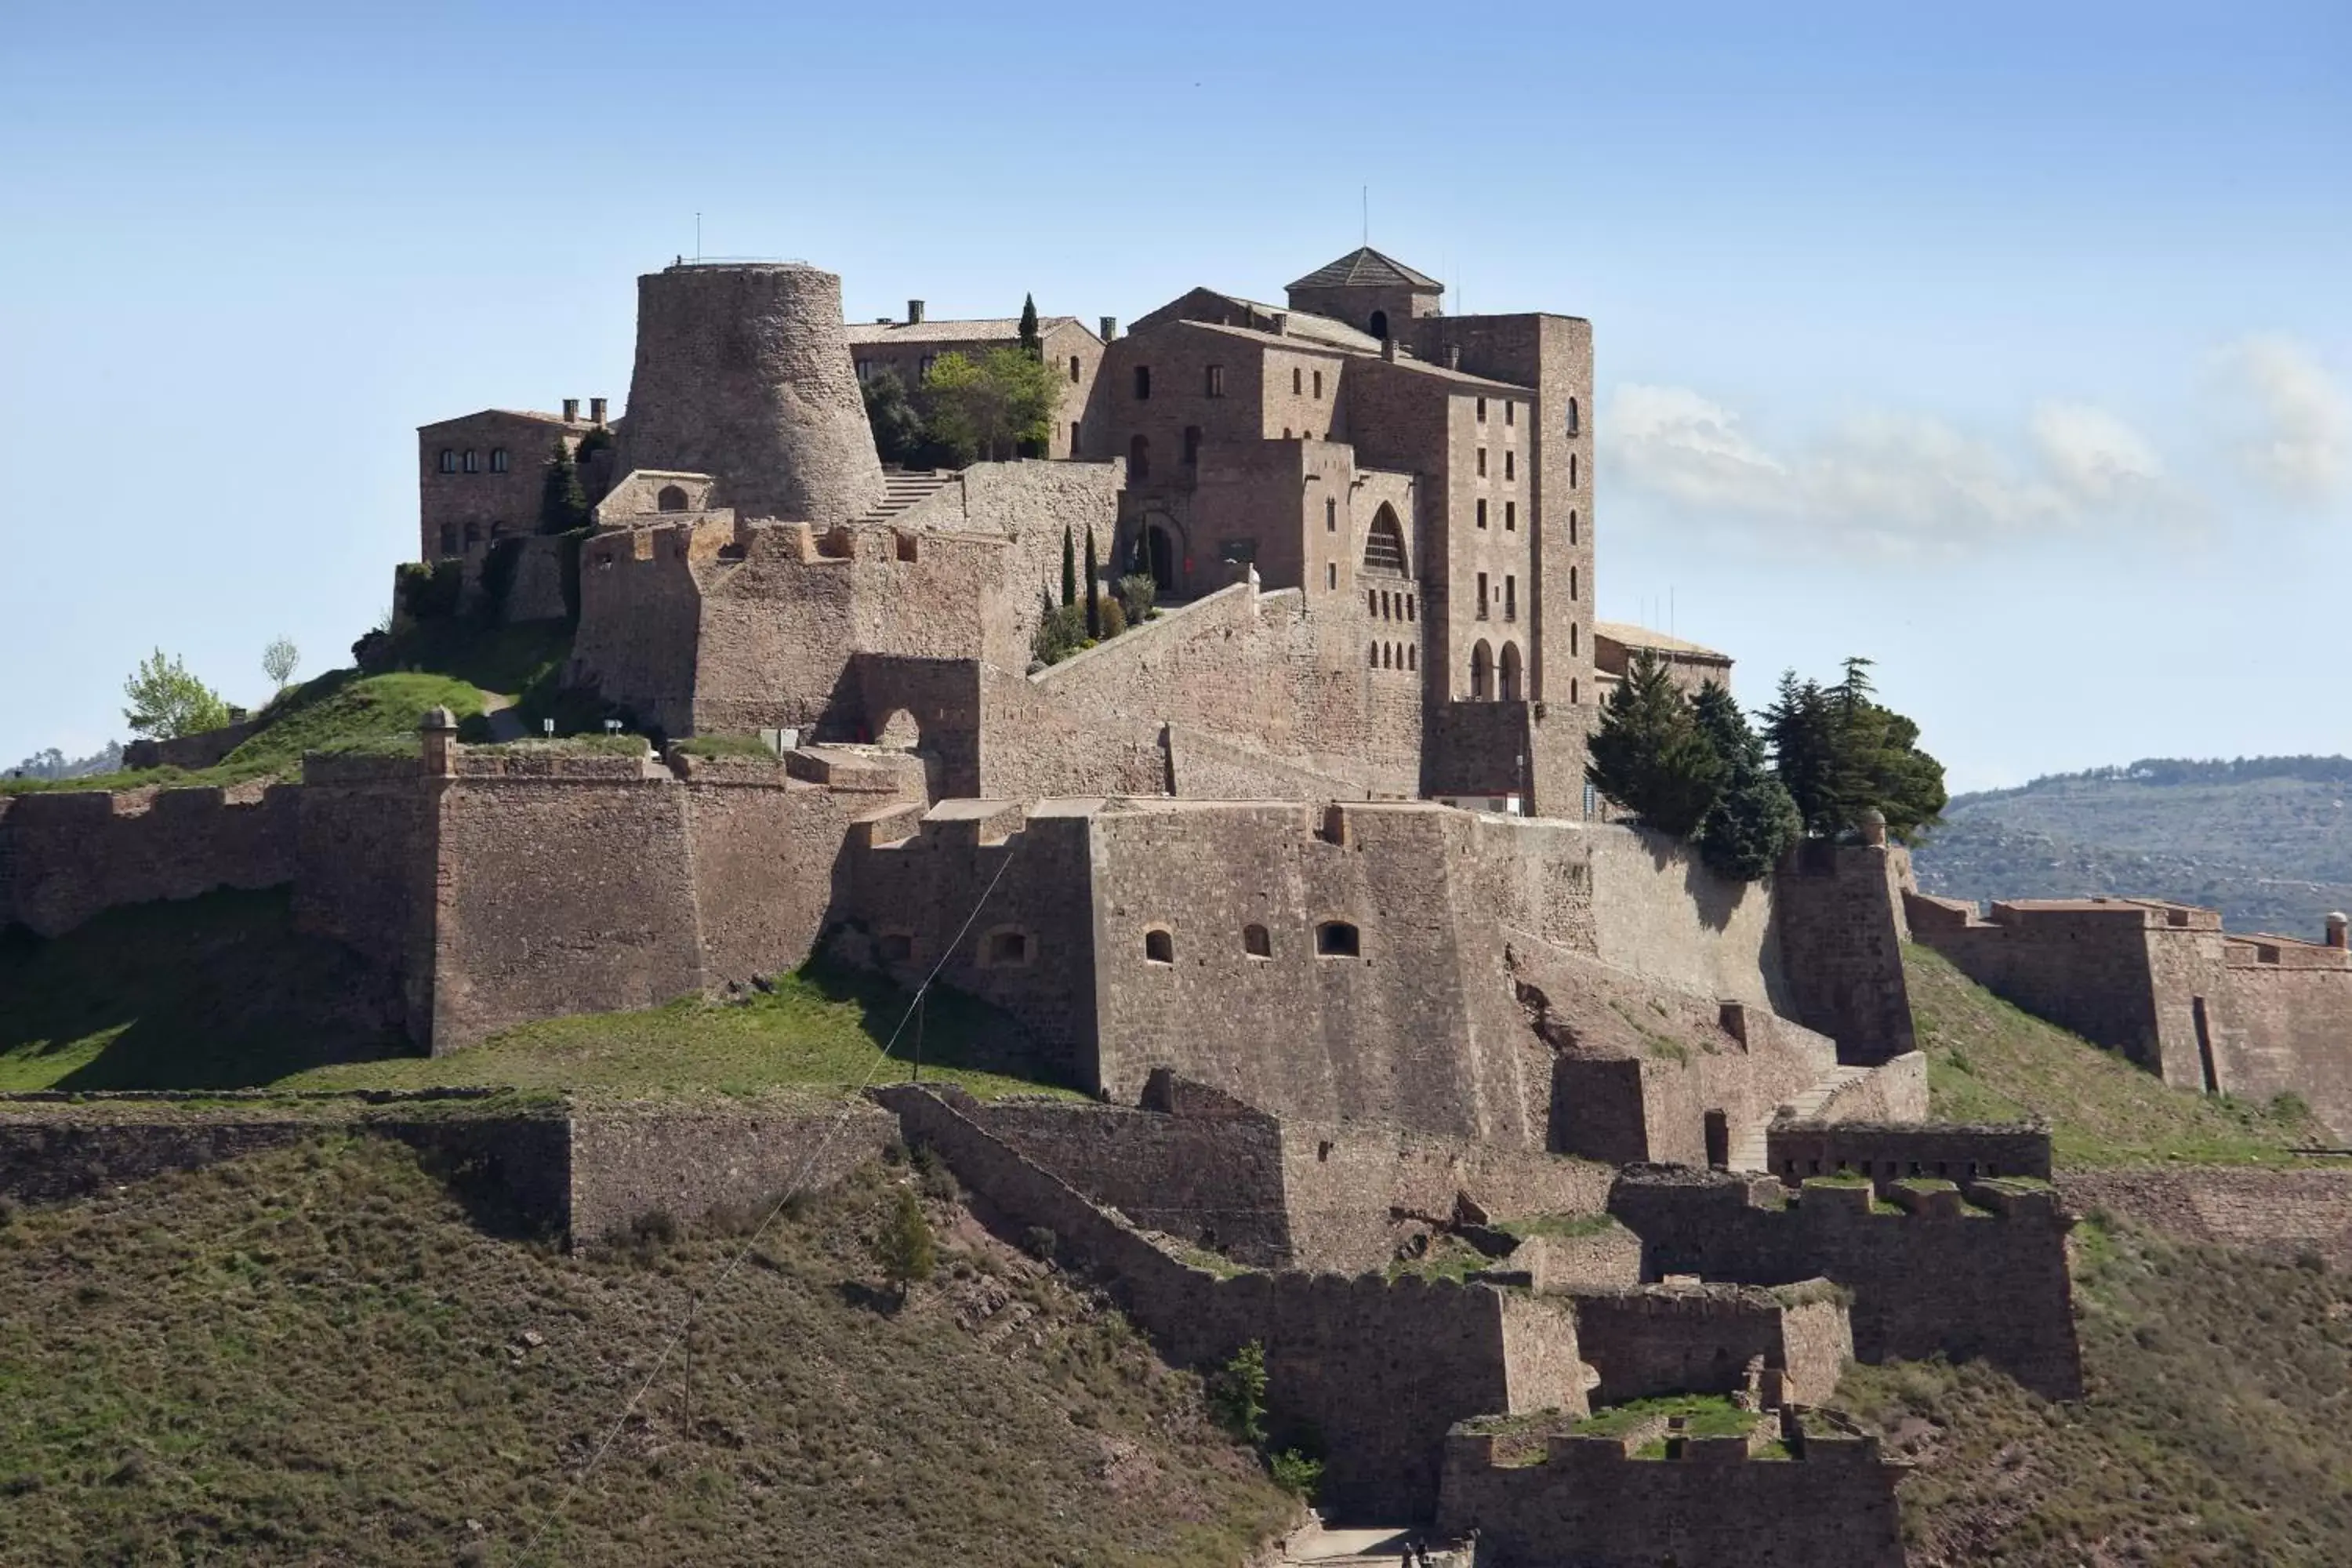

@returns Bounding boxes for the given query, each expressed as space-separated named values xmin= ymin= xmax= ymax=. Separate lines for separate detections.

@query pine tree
xmin=874 ymin=1185 xmax=935 ymax=1305
xmin=1018 ymin=292 xmax=1042 ymax=360
xmin=1692 ymin=682 xmax=1802 ymax=881
xmin=1061 ymin=523 xmax=1077 ymax=608
xmin=1584 ymin=652 xmax=1724 ymax=838
xmin=1764 ymin=659 xmax=1948 ymax=844
xmin=538 ymin=438 xmax=589 ymax=533
xmin=1083 ymin=528 xmax=1102 ymax=637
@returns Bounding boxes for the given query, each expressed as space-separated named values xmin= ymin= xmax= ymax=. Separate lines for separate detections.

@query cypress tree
xmin=1018 ymin=292 xmax=1042 ymax=359
xmin=1692 ymin=682 xmax=1802 ymax=881
xmin=1083 ymin=528 xmax=1102 ymax=638
xmin=1061 ymin=523 xmax=1077 ymax=608
xmin=538 ymin=437 xmax=589 ymax=533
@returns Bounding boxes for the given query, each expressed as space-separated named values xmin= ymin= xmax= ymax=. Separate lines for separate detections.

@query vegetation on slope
xmin=0 ymin=1138 xmax=1292 ymax=1566
xmin=1913 ymin=756 xmax=2352 ymax=936
xmin=0 ymin=889 xmax=1067 ymax=1102
xmin=1838 ymin=1218 xmax=2352 ymax=1566
xmin=1904 ymin=943 xmax=2325 ymax=1165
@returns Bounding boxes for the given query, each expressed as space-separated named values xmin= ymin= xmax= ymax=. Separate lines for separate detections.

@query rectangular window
xmin=1505 ymin=575 xmax=1517 ymax=619
xmin=1477 ymin=572 xmax=1490 ymax=619
xmin=1292 ymin=367 xmax=1302 ymax=394
xmin=1505 ymin=400 xmax=1515 ymax=426
xmin=1313 ymin=369 xmax=1323 ymax=399
xmin=1505 ymin=501 xmax=1516 ymax=531
xmin=1069 ymin=355 xmax=1081 ymax=383
xmin=1504 ymin=451 xmax=1515 ymax=481
xmin=1327 ymin=563 xmax=1338 ymax=590
xmin=1476 ymin=499 xmax=1488 ymax=529
xmin=1476 ymin=448 xmax=1487 ymax=477
xmin=1326 ymin=497 xmax=1337 ymax=531
xmin=1475 ymin=397 xmax=1488 ymax=422
xmin=1207 ymin=365 xmax=1225 ymax=397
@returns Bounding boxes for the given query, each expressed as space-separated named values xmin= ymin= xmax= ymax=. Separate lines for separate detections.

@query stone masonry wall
xmin=880 ymin=1084 xmax=1588 ymax=1522
xmin=2059 ymin=1166 xmax=2352 ymax=1269
xmin=1772 ymin=841 xmax=1915 ymax=1063
xmin=1609 ymin=1167 xmax=2083 ymax=1398
xmin=2215 ymin=963 xmax=2352 ymax=1140
xmin=566 ymin=1103 xmax=899 ymax=1243
xmin=1570 ymin=1284 xmax=1853 ymax=1407
xmin=1766 ymin=1120 xmax=2053 ymax=1190
xmin=0 ymin=783 xmax=299 ymax=939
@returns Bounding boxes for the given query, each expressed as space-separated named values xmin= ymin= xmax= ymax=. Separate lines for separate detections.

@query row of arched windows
xmin=1370 ymin=641 xmax=1417 ymax=671
xmin=1468 ymin=640 xmax=1525 ymax=702
xmin=437 ymin=448 xmax=510 ymax=475
xmin=1367 ymin=587 xmax=1414 ymax=621
xmin=1140 ymin=920 xmax=1361 ymax=965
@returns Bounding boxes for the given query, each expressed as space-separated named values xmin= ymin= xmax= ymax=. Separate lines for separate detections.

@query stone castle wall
xmin=1609 ymin=1167 xmax=2083 ymax=1399
xmin=1766 ymin=1120 xmax=2053 ymax=1190
xmin=566 ymin=1102 xmax=899 ymax=1243
xmin=1771 ymin=841 xmax=1916 ymax=1063
xmin=2218 ymin=962 xmax=2352 ymax=1139
xmin=2060 ymin=1165 xmax=2352 ymax=1269
xmin=1569 ymin=1283 xmax=1852 ymax=1408
xmin=0 ymin=783 xmax=299 ymax=939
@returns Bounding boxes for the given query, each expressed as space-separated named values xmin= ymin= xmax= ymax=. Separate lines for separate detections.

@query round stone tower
xmin=615 ymin=262 xmax=885 ymax=524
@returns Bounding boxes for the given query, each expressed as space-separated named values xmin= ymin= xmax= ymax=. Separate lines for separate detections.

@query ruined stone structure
xmin=1910 ymin=891 xmax=2352 ymax=1138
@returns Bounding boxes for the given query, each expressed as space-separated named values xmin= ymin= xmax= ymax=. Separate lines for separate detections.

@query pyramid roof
xmin=1286 ymin=246 xmax=1444 ymax=293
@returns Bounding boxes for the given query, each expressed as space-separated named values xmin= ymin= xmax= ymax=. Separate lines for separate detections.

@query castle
xmin=9 ymin=249 xmax=2350 ymax=1563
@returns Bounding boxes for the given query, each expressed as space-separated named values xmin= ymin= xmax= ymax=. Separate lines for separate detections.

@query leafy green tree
xmin=923 ymin=347 xmax=1060 ymax=463
xmin=1585 ymin=652 xmax=1724 ymax=838
xmin=538 ymin=437 xmax=589 ymax=533
xmin=1691 ymin=682 xmax=1802 ymax=880
xmin=261 ymin=636 xmax=300 ymax=691
xmin=1763 ymin=658 xmax=1947 ymax=844
xmin=122 ymin=648 xmax=229 ymax=739
xmin=1018 ymin=292 xmax=1042 ymax=359
xmin=1209 ymin=1341 xmax=1269 ymax=1444
xmin=1061 ymin=523 xmax=1077 ymax=608
xmin=862 ymin=366 xmax=930 ymax=466
xmin=873 ymin=1185 xmax=935 ymax=1305
xmin=1083 ymin=527 xmax=1102 ymax=638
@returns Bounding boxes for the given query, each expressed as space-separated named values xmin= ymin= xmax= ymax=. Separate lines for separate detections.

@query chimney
xmin=2328 ymin=913 xmax=2348 ymax=950
xmin=1381 ymin=336 xmax=1399 ymax=362
xmin=1446 ymin=344 xmax=1461 ymax=370
xmin=562 ymin=397 xmax=580 ymax=423
xmin=589 ymin=396 xmax=608 ymax=425
xmin=907 ymin=299 xmax=926 ymax=325
xmin=1099 ymin=316 xmax=1117 ymax=342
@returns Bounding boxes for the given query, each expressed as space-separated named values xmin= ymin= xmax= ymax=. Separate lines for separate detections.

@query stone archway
xmin=1146 ymin=523 xmax=1178 ymax=597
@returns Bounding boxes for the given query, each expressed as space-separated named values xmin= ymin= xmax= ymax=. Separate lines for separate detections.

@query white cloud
xmin=2217 ymin=335 xmax=2349 ymax=505
xmin=1603 ymin=383 xmax=2195 ymax=557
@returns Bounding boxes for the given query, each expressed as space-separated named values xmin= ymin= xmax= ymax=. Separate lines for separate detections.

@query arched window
xmin=1243 ymin=924 xmax=1272 ymax=959
xmin=1368 ymin=641 xmax=1379 ymax=668
xmin=1367 ymin=590 xmax=1377 ymax=617
xmin=462 ymin=449 xmax=480 ymax=474
xmin=1316 ymin=920 xmax=1362 ymax=957
xmin=437 ymin=448 xmax=457 ymax=474
xmin=657 ymin=484 xmax=689 ymax=512
xmin=1144 ymin=929 xmax=1174 ymax=964
xmin=1368 ymin=309 xmax=1388 ymax=340
xmin=1470 ymin=640 xmax=1494 ymax=700
xmin=1129 ymin=434 xmax=1150 ymax=481
xmin=1361 ymin=503 xmax=1407 ymax=576
xmin=1405 ymin=594 xmax=1414 ymax=622
xmin=1567 ymin=397 xmax=1580 ymax=436
xmin=1069 ymin=354 xmax=1082 ymax=383
xmin=489 ymin=448 xmax=510 ymax=474
xmin=1570 ymin=622 xmax=1580 ymax=657
xmin=1406 ymin=644 xmax=1417 ymax=671
xmin=1292 ymin=367 xmax=1302 ymax=394
xmin=1134 ymin=365 xmax=1152 ymax=400
xmin=1500 ymin=642 xmax=1524 ymax=702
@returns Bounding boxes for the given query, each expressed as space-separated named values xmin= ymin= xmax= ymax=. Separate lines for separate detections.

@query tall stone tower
xmin=616 ymin=262 xmax=886 ymax=524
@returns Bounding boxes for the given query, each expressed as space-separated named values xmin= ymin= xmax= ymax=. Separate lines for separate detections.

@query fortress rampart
xmin=1767 ymin=1120 xmax=2053 ymax=1190
xmin=0 ymin=782 xmax=299 ymax=939
xmin=1607 ymin=1166 xmax=2083 ymax=1398
xmin=1568 ymin=1281 xmax=1852 ymax=1408
xmin=1771 ymin=840 xmax=1916 ymax=1063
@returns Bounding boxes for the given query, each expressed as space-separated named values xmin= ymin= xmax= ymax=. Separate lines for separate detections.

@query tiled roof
xmin=1172 ymin=320 xmax=1528 ymax=391
xmin=419 ymin=408 xmax=590 ymax=432
xmin=844 ymin=316 xmax=1082 ymax=346
xmin=1287 ymin=246 xmax=1443 ymax=293
xmin=1592 ymin=621 xmax=1731 ymax=660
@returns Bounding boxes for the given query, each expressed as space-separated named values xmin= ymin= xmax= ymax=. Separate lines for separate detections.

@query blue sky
xmin=2 ymin=0 xmax=2346 ymax=789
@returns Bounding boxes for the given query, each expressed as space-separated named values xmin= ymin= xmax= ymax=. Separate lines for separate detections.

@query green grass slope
xmin=0 ymin=1138 xmax=1292 ymax=1566
xmin=1838 ymin=1218 xmax=2352 ymax=1566
xmin=0 ymin=888 xmax=1068 ymax=1102
xmin=1904 ymin=943 xmax=2325 ymax=1166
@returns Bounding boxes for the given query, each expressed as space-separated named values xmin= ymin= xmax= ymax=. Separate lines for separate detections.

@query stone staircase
xmin=853 ymin=469 xmax=956 ymax=525
xmin=1726 ymin=1064 xmax=1873 ymax=1173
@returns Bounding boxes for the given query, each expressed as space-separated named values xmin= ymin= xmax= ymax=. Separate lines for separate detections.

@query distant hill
xmin=1911 ymin=756 xmax=2352 ymax=938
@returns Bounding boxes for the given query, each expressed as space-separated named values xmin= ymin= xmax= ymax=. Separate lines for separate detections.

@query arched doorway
xmin=1500 ymin=642 xmax=1523 ymax=701
xmin=1368 ymin=309 xmax=1389 ymax=340
xmin=1470 ymin=640 xmax=1494 ymax=700
xmin=1145 ymin=523 xmax=1178 ymax=597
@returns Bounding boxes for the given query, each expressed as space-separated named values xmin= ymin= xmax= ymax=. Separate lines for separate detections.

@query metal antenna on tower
xmin=1362 ymin=186 xmax=1368 ymax=245
xmin=695 ymin=212 xmax=702 ymax=262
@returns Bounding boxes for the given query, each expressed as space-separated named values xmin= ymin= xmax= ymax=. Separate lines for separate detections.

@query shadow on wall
xmin=0 ymin=888 xmax=412 ymax=1091
xmin=805 ymin=933 xmax=1079 ymax=1091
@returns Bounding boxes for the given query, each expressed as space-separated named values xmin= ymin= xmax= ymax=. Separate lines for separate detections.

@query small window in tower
xmin=438 ymin=448 xmax=457 ymax=474
xmin=1144 ymin=928 xmax=1174 ymax=964
xmin=1505 ymin=400 xmax=1515 ymax=426
xmin=1570 ymin=453 xmax=1579 ymax=488
xmin=1504 ymin=451 xmax=1515 ymax=481
xmin=1477 ymin=572 xmax=1490 ymax=618
xmin=1070 ymin=420 xmax=1082 ymax=451
xmin=1475 ymin=397 xmax=1488 ymax=423
xmin=1405 ymin=595 xmax=1415 ymax=622
xmin=1243 ymin=924 xmax=1272 ymax=959
xmin=1567 ymin=397 xmax=1581 ymax=436
xmin=462 ymin=449 xmax=479 ymax=474
xmin=1476 ymin=499 xmax=1488 ymax=529
xmin=1570 ymin=509 xmax=1579 ymax=545
xmin=984 ymin=927 xmax=1033 ymax=967
xmin=1406 ymin=644 xmax=1417 ymax=670
xmin=1477 ymin=448 xmax=1488 ymax=477
xmin=1571 ymin=622 xmax=1580 ymax=656
xmin=1292 ymin=367 xmax=1302 ymax=395
xmin=1368 ymin=641 xmax=1379 ymax=668
xmin=1326 ymin=497 xmax=1338 ymax=532
xmin=1207 ymin=365 xmax=1225 ymax=397
xmin=1069 ymin=354 xmax=1082 ymax=383
xmin=1134 ymin=365 xmax=1152 ymax=399
xmin=1505 ymin=575 xmax=1517 ymax=620
xmin=1571 ymin=565 xmax=1580 ymax=601
xmin=1316 ymin=921 xmax=1362 ymax=957
xmin=1313 ymin=370 xmax=1323 ymax=399
xmin=1505 ymin=501 xmax=1516 ymax=532
xmin=437 ymin=523 xmax=458 ymax=556
xmin=1327 ymin=563 xmax=1338 ymax=590
xmin=1367 ymin=590 xmax=1377 ymax=617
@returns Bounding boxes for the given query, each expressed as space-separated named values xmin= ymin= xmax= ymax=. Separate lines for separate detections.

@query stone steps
xmin=854 ymin=470 xmax=955 ymax=524
xmin=1726 ymin=1065 xmax=1872 ymax=1172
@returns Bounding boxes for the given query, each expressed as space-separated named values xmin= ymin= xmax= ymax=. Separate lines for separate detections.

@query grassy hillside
xmin=1904 ymin=942 xmax=2325 ymax=1165
xmin=0 ymin=1138 xmax=1293 ymax=1566
xmin=1914 ymin=760 xmax=2352 ymax=937
xmin=1838 ymin=1218 xmax=2352 ymax=1566
xmin=0 ymin=889 xmax=1069 ymax=1102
